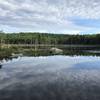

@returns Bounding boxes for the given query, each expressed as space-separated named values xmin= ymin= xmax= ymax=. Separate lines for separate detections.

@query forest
xmin=0 ymin=32 xmax=100 ymax=45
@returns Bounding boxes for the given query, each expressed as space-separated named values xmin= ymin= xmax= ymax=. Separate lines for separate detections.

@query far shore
xmin=1 ymin=44 xmax=100 ymax=48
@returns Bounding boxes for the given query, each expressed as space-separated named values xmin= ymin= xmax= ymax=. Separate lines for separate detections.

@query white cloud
xmin=0 ymin=0 xmax=100 ymax=33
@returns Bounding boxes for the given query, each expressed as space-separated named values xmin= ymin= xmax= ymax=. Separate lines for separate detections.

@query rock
xmin=11 ymin=53 xmax=23 ymax=57
xmin=50 ymin=47 xmax=63 ymax=54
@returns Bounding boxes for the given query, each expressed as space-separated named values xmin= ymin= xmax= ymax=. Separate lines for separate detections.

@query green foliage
xmin=0 ymin=32 xmax=100 ymax=45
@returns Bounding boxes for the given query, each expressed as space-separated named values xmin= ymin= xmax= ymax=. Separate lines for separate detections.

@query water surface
xmin=0 ymin=55 xmax=100 ymax=100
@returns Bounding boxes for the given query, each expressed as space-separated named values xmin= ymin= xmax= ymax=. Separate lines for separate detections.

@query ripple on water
xmin=0 ymin=56 xmax=100 ymax=100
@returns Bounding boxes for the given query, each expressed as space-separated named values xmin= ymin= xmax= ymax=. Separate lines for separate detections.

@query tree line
xmin=0 ymin=32 xmax=100 ymax=45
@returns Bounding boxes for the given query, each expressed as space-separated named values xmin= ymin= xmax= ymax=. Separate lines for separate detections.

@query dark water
xmin=0 ymin=47 xmax=100 ymax=100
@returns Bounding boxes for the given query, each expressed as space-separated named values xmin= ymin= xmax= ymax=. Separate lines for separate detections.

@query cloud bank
xmin=0 ymin=0 xmax=100 ymax=34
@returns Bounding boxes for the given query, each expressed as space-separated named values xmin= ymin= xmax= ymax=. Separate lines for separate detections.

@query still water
xmin=0 ymin=50 xmax=100 ymax=100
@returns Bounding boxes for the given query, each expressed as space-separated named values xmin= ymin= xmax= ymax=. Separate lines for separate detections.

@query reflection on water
xmin=1 ymin=46 xmax=100 ymax=61
xmin=0 ymin=55 xmax=100 ymax=100
xmin=0 ymin=65 xmax=2 ymax=69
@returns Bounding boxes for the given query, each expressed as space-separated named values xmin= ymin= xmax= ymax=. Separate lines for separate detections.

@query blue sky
xmin=0 ymin=0 xmax=100 ymax=34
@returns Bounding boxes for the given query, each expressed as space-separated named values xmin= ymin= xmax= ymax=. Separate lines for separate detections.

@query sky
xmin=0 ymin=0 xmax=100 ymax=34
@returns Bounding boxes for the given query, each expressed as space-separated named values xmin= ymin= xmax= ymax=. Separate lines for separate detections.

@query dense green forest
xmin=0 ymin=32 xmax=100 ymax=45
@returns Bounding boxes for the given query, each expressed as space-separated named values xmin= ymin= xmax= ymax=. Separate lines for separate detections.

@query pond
xmin=0 ymin=47 xmax=100 ymax=100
